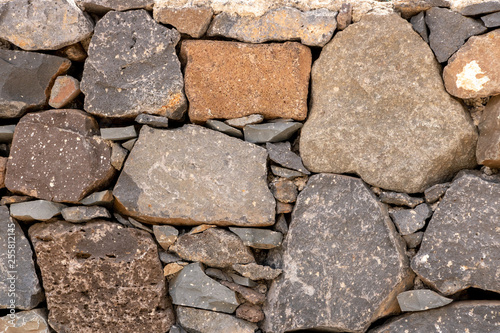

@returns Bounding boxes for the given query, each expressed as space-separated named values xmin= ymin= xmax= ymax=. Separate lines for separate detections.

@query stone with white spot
xmin=397 ymin=289 xmax=452 ymax=312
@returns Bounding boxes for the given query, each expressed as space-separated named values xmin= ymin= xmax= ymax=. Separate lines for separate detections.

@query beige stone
xmin=153 ymin=5 xmax=213 ymax=38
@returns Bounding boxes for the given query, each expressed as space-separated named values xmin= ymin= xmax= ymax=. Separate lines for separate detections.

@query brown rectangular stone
xmin=180 ymin=40 xmax=311 ymax=124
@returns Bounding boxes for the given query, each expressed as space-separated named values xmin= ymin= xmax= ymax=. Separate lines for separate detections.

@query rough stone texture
xmin=9 ymin=200 xmax=66 ymax=222
xmin=266 ymin=142 xmax=310 ymax=174
xmin=159 ymin=251 xmax=181 ymax=265
xmin=220 ymin=281 xmax=266 ymax=305
xmin=189 ymin=224 xmax=216 ymax=234
xmin=482 ymin=11 xmax=500 ymax=27
xmin=0 ymin=157 xmax=5 ymax=189
xmin=389 ymin=204 xmax=432 ymax=235
xmin=270 ymin=178 xmax=298 ymax=203
xmin=236 ymin=303 xmax=265 ymax=323
xmin=403 ymin=232 xmax=424 ymax=249
xmin=0 ymin=125 xmax=15 ymax=142
xmin=177 ymin=306 xmax=258 ymax=333
xmin=233 ymin=263 xmax=282 ymax=280
xmin=114 ymin=125 xmax=275 ymax=226
xmin=29 ymin=220 xmax=174 ymax=333
xmin=0 ymin=206 xmax=44 ymax=310
xmin=128 ymin=217 xmax=153 ymax=233
xmin=243 ymin=122 xmax=303 ymax=144
xmin=61 ymin=205 xmax=111 ymax=223
xmin=397 ymin=290 xmax=452 ymax=312
xmin=76 ymin=0 xmax=153 ymax=14
xmin=169 ymin=263 xmax=239 ymax=313
xmin=424 ymin=182 xmax=450 ymax=203
xmin=370 ymin=301 xmax=500 ymax=332
xmin=181 ymin=40 xmax=311 ymax=123
xmin=393 ymin=0 xmax=450 ymax=18
xmin=412 ymin=171 xmax=500 ymax=295
xmin=0 ymin=0 xmax=94 ymax=51
xmin=461 ymin=1 xmax=500 ymax=15
xmin=153 ymin=225 xmax=178 ymax=250
xmin=264 ymin=174 xmax=413 ymax=333
xmin=477 ymin=96 xmax=500 ymax=168
xmin=171 ymin=228 xmax=255 ymax=268
xmin=443 ymin=30 xmax=500 ymax=99
xmin=58 ymin=43 xmax=88 ymax=62
xmin=410 ymin=11 xmax=428 ymax=43
xmin=0 ymin=196 xmax=33 ymax=206
xmin=208 ymin=7 xmax=337 ymax=47
xmin=5 ymin=109 xmax=115 ymax=203
xmin=300 ymin=13 xmax=478 ymax=194
xmin=153 ymin=5 xmax=213 ymax=38
xmin=80 ymin=190 xmax=114 ymax=207
xmin=206 ymin=120 xmax=243 ymax=138
xmin=0 ymin=309 xmax=50 ymax=333
xmin=228 ymin=274 xmax=256 ymax=287
xmin=81 ymin=10 xmax=187 ymax=119
xmin=379 ymin=192 xmax=424 ymax=208
xmin=229 ymin=227 xmax=283 ymax=249
xmin=100 ymin=126 xmax=137 ymax=141
xmin=271 ymin=166 xmax=305 ymax=179
xmin=0 ymin=50 xmax=70 ymax=118
xmin=49 ymin=75 xmax=81 ymax=109
xmin=110 ymin=143 xmax=128 ymax=171
xmin=121 ymin=138 xmax=136 ymax=151
xmin=225 ymin=114 xmax=263 ymax=128
xmin=164 ymin=263 xmax=184 ymax=277
xmin=337 ymin=3 xmax=352 ymax=30
xmin=135 ymin=114 xmax=169 ymax=128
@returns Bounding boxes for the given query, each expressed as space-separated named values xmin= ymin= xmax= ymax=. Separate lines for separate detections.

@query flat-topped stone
xmin=76 ymin=0 xmax=154 ymax=14
xmin=10 ymin=200 xmax=66 ymax=222
xmin=153 ymin=5 xmax=213 ymax=38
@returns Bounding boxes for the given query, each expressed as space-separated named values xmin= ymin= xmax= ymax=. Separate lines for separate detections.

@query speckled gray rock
xmin=477 ymin=96 xmax=500 ymax=168
xmin=412 ymin=171 xmax=500 ymax=295
xmin=482 ymin=11 xmax=500 ymax=27
xmin=228 ymin=274 xmax=257 ymax=288
xmin=461 ymin=1 xmax=500 ymax=16
xmin=176 ymin=306 xmax=257 ymax=333
xmin=76 ymin=0 xmax=153 ymax=14
xmin=379 ymin=192 xmax=424 ymax=208
xmin=121 ymin=138 xmax=136 ymax=151
xmin=153 ymin=225 xmax=178 ymax=250
xmin=114 ymin=125 xmax=275 ymax=226
xmin=410 ymin=11 xmax=428 ymax=42
xmin=135 ymin=114 xmax=169 ymax=128
xmin=300 ymin=13 xmax=478 ymax=193
xmin=171 ymin=228 xmax=254 ymax=268
xmin=206 ymin=120 xmax=243 ymax=138
xmin=169 ymin=263 xmax=239 ymax=313
xmin=233 ymin=263 xmax=282 ymax=281
xmin=369 ymin=301 xmax=500 ymax=332
xmin=271 ymin=165 xmax=305 ymax=179
xmin=424 ymin=182 xmax=450 ymax=203
xmin=0 ymin=206 xmax=44 ymax=310
xmin=100 ymin=126 xmax=137 ymax=141
xmin=81 ymin=10 xmax=187 ymax=119
xmin=397 ymin=290 xmax=452 ymax=312
xmin=244 ymin=122 xmax=303 ymax=144
xmin=208 ymin=7 xmax=337 ymax=47
xmin=80 ymin=190 xmax=114 ymax=207
xmin=0 ymin=50 xmax=70 ymax=118
xmin=266 ymin=142 xmax=310 ymax=174
xmin=0 ymin=308 xmax=50 ymax=332
xmin=9 ymin=200 xmax=66 ymax=222
xmin=389 ymin=204 xmax=432 ymax=235
xmin=0 ymin=125 xmax=15 ymax=142
xmin=0 ymin=0 xmax=93 ymax=51
xmin=263 ymin=173 xmax=413 ymax=333
xmin=225 ymin=114 xmax=264 ymax=129
xmin=425 ymin=7 xmax=486 ymax=63
xmin=61 ymin=205 xmax=111 ymax=223
xmin=229 ymin=227 xmax=283 ymax=249
xmin=403 ymin=232 xmax=424 ymax=249
xmin=111 ymin=143 xmax=128 ymax=171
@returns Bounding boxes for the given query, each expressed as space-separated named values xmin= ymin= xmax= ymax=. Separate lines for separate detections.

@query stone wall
xmin=0 ymin=0 xmax=500 ymax=332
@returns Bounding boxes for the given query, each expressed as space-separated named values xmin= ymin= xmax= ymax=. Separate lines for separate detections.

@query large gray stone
xmin=0 ymin=308 xmax=50 ymax=332
xmin=299 ymin=13 xmax=478 ymax=193
xmin=76 ymin=0 xmax=153 ymax=14
xmin=0 ymin=0 xmax=94 ymax=51
xmin=0 ymin=206 xmax=44 ymax=310
xmin=412 ymin=171 xmax=500 ymax=295
xmin=397 ymin=289 xmax=452 ymax=312
xmin=176 ymin=306 xmax=257 ymax=333
xmin=263 ymin=174 xmax=413 ymax=333
xmin=114 ymin=125 xmax=275 ymax=227
xmin=81 ymin=10 xmax=187 ymax=120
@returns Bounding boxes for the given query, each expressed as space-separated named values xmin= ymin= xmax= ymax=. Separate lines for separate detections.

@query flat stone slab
xmin=100 ymin=126 xmax=137 ymax=141
xmin=76 ymin=0 xmax=153 ymax=14
xmin=153 ymin=5 xmax=213 ymax=38
xmin=300 ymin=13 xmax=478 ymax=193
xmin=229 ymin=227 xmax=283 ymax=249
xmin=243 ymin=122 xmax=303 ymax=144
xmin=114 ymin=125 xmax=275 ymax=226
xmin=263 ymin=174 xmax=413 ymax=333
xmin=424 ymin=182 xmax=450 ymax=203
xmin=225 ymin=114 xmax=264 ymax=128
xmin=477 ymin=95 xmax=500 ymax=168
xmin=206 ymin=120 xmax=243 ymax=138
xmin=397 ymin=289 xmax=452 ymax=312
xmin=208 ymin=7 xmax=337 ymax=47
xmin=80 ymin=190 xmax=114 ymax=207
xmin=461 ymin=1 xmax=500 ymax=15
xmin=9 ymin=200 xmax=66 ymax=222
xmin=266 ymin=142 xmax=310 ymax=174
xmin=135 ymin=114 xmax=169 ymax=128
xmin=0 ymin=309 xmax=50 ymax=333
xmin=379 ymin=191 xmax=424 ymax=208
xmin=5 ymin=109 xmax=115 ymax=203
xmin=233 ymin=263 xmax=282 ymax=280
xmin=81 ymin=10 xmax=187 ymax=119
xmin=176 ymin=306 xmax=257 ymax=333
xmin=29 ymin=220 xmax=174 ymax=333
xmin=482 ymin=11 xmax=500 ymax=27
xmin=0 ymin=125 xmax=15 ymax=142
xmin=61 ymin=205 xmax=111 ymax=223
xmin=181 ymin=40 xmax=311 ymax=123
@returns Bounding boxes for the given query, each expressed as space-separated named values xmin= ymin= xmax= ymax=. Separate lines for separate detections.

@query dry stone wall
xmin=0 ymin=1 xmax=499 ymax=332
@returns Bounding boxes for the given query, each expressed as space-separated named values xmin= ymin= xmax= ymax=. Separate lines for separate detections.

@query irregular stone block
xmin=80 ymin=190 xmax=114 ymax=207
xmin=403 ymin=232 xmax=424 ymax=249
xmin=397 ymin=289 xmax=452 ymax=312
xmin=393 ymin=0 xmax=450 ymax=18
xmin=176 ymin=306 xmax=257 ymax=333
xmin=233 ymin=263 xmax=282 ymax=281
xmin=276 ymin=202 xmax=293 ymax=214
xmin=189 ymin=224 xmax=216 ymax=234
xmin=128 ymin=217 xmax=153 ymax=233
xmin=76 ymin=0 xmax=153 ymax=14
xmin=389 ymin=204 xmax=432 ymax=235
xmin=220 ymin=281 xmax=265 ymax=305
xmin=229 ymin=227 xmax=283 ymax=249
xmin=266 ymin=142 xmax=310 ymax=174
xmin=263 ymin=174 xmax=413 ymax=333
xmin=153 ymin=225 xmax=178 ymax=251
xmin=300 ymin=13 xmax=478 ymax=193
xmin=460 ymin=1 xmax=500 ymax=16
xmin=10 ymin=200 xmax=66 ymax=222
xmin=410 ymin=11 xmax=428 ymax=42
xmin=49 ymin=75 xmax=81 ymax=109
xmin=206 ymin=120 xmax=243 ymax=138
xmin=61 ymin=205 xmax=111 ymax=223
xmin=225 ymin=114 xmax=264 ymax=128
xmin=159 ymin=251 xmax=181 ymax=265
xmin=181 ymin=40 xmax=311 ymax=123
xmin=163 ymin=263 xmax=184 ymax=277
xmin=412 ymin=171 xmax=500 ymax=295
xmin=0 ymin=125 xmax=15 ymax=142
xmin=271 ymin=165 xmax=305 ymax=179
xmin=153 ymin=5 xmax=213 ymax=38
xmin=5 ymin=109 xmax=115 ymax=202
xmin=100 ymin=126 xmax=137 ymax=141
xmin=81 ymin=10 xmax=187 ymax=119
xmin=424 ymin=182 xmax=450 ymax=203
xmin=379 ymin=191 xmax=424 ymax=208
xmin=29 ymin=221 xmax=174 ymax=333
xmin=243 ymin=122 xmax=303 ymax=144
xmin=270 ymin=178 xmax=298 ymax=203
xmin=114 ymin=125 xmax=275 ymax=226
xmin=0 ymin=308 xmax=50 ymax=332
xmin=0 ymin=157 xmax=5 ymax=189
xmin=482 ymin=11 xmax=500 ymax=27
xmin=110 ymin=143 xmax=128 ymax=171
xmin=228 ymin=274 xmax=257 ymax=288
xmin=135 ymin=114 xmax=169 ymax=128
xmin=0 ymin=50 xmax=70 ymax=118
xmin=57 ymin=42 xmax=88 ymax=62
xmin=121 ymin=138 xmax=136 ymax=151
xmin=0 ymin=0 xmax=94 ymax=51
xmin=236 ymin=303 xmax=265 ymax=323
xmin=205 ymin=268 xmax=232 ymax=282
xmin=337 ymin=3 xmax=352 ymax=30
xmin=477 ymin=95 xmax=500 ymax=168
xmin=0 ymin=195 xmax=33 ymax=206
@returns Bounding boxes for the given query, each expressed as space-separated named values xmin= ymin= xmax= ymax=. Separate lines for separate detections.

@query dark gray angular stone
xmin=205 ymin=268 xmax=232 ymax=282
xmin=477 ymin=95 xmax=500 ymax=168
xmin=229 ymin=227 xmax=283 ymax=249
xmin=0 ymin=206 xmax=44 ymax=310
xmin=266 ymin=142 xmax=310 ymax=174
xmin=220 ymin=281 xmax=265 ymax=305
xmin=403 ymin=232 xmax=424 ymax=249
xmin=0 ymin=125 xmax=15 ymax=142
xmin=379 ymin=191 xmax=424 ymax=208
xmin=482 ymin=11 xmax=500 ymax=27
xmin=76 ymin=0 xmax=153 ymax=14
xmin=227 ymin=274 xmax=257 ymax=288
xmin=121 ymin=138 xmax=136 ymax=151
xmin=412 ymin=171 xmax=500 ymax=295
xmin=410 ymin=11 xmax=428 ymax=42
xmin=263 ymin=174 xmax=413 ymax=333
xmin=176 ymin=306 xmax=257 ymax=333
xmin=158 ymin=250 xmax=181 ymax=265
xmin=244 ymin=122 xmax=302 ymax=144
xmin=61 ymin=205 xmax=111 ymax=223
xmin=9 ymin=200 xmax=66 ymax=222
xmin=81 ymin=10 xmax=187 ymax=120
xmin=0 ymin=50 xmax=70 ymax=118
xmin=128 ymin=217 xmax=153 ymax=233
xmin=425 ymin=7 xmax=487 ymax=63
xmin=206 ymin=120 xmax=243 ymax=138
xmin=389 ymin=203 xmax=432 ymax=235
xmin=135 ymin=114 xmax=169 ymax=128
xmin=397 ymin=289 xmax=452 ymax=312
xmin=461 ymin=1 xmax=500 ymax=16
xmin=80 ymin=190 xmax=114 ymax=207
xmin=110 ymin=143 xmax=128 ymax=171
xmin=424 ymin=182 xmax=450 ymax=203
xmin=100 ymin=126 xmax=137 ymax=141
xmin=271 ymin=165 xmax=305 ymax=179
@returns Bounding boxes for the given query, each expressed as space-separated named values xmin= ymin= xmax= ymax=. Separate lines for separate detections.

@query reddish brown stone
xmin=337 ymin=3 xmax=352 ymax=30
xmin=29 ymin=220 xmax=174 ymax=333
xmin=0 ymin=156 xmax=5 ymax=188
xmin=57 ymin=43 xmax=87 ymax=62
xmin=477 ymin=95 xmax=500 ymax=167
xmin=181 ymin=40 xmax=311 ymax=123
xmin=5 ymin=109 xmax=115 ymax=203
xmin=153 ymin=5 xmax=213 ymax=38
xmin=49 ymin=75 xmax=81 ymax=109
xmin=236 ymin=303 xmax=265 ymax=323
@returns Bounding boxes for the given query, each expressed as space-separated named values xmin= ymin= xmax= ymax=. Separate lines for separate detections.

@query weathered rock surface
xmin=477 ymin=96 xmax=500 ymax=167
xmin=9 ymin=200 xmax=66 ymax=222
xmin=0 ymin=50 xmax=70 ymax=118
xmin=5 ymin=109 xmax=115 ymax=203
xmin=81 ymin=10 xmax=187 ymax=119
xmin=0 ymin=125 xmax=15 ymax=142
xmin=397 ymin=290 xmax=452 ymax=312
xmin=0 ymin=206 xmax=43 ymax=310
xmin=176 ymin=306 xmax=258 ymax=333
xmin=393 ymin=0 xmax=450 ymax=18
xmin=460 ymin=1 xmax=500 ymax=16
xmin=412 ymin=171 xmax=500 ymax=295
xmin=300 ymin=13 xmax=478 ymax=193
xmin=100 ymin=126 xmax=137 ymax=141
xmin=243 ymin=122 xmax=303 ymax=144
xmin=206 ymin=120 xmax=243 ymax=138
xmin=389 ymin=204 xmax=432 ymax=235
xmin=29 ymin=220 xmax=174 ymax=333
xmin=236 ymin=303 xmax=265 ymax=323
xmin=443 ymin=29 xmax=500 ymax=99
xmin=80 ymin=190 xmax=114 ymax=207
xmin=266 ymin=142 xmax=310 ymax=174
xmin=270 ymin=178 xmax=298 ymax=203
xmin=181 ymin=40 xmax=311 ymax=123
xmin=229 ymin=227 xmax=283 ymax=249
xmin=208 ymin=7 xmax=337 ymax=47
xmin=0 ymin=157 xmax=5 ymax=189
xmin=370 ymin=301 xmax=500 ymax=332
xmin=171 ymin=228 xmax=254 ymax=268
xmin=48 ymin=75 xmax=81 ymax=109
xmin=0 ymin=308 xmax=50 ymax=333
xmin=424 ymin=182 xmax=450 ymax=203
xmin=233 ymin=263 xmax=282 ymax=281
xmin=337 ymin=3 xmax=352 ymax=30
xmin=169 ymin=263 xmax=239 ymax=313
xmin=221 ymin=281 xmax=265 ymax=305
xmin=110 ymin=143 xmax=127 ymax=170
xmin=0 ymin=0 xmax=94 ymax=51
xmin=0 ymin=195 xmax=33 ymax=206
xmin=410 ymin=11 xmax=428 ymax=42
xmin=225 ymin=114 xmax=264 ymax=128
xmin=153 ymin=225 xmax=178 ymax=250
xmin=114 ymin=125 xmax=275 ymax=226
xmin=264 ymin=174 xmax=413 ymax=333
xmin=153 ymin=5 xmax=213 ymax=38
xmin=76 ymin=0 xmax=153 ymax=14
xmin=379 ymin=192 xmax=424 ymax=208
xmin=271 ymin=166 xmax=305 ymax=179
xmin=135 ymin=114 xmax=169 ymax=128
xmin=403 ymin=232 xmax=424 ymax=249
xmin=61 ymin=205 xmax=111 ymax=223
xmin=482 ymin=11 xmax=500 ymax=27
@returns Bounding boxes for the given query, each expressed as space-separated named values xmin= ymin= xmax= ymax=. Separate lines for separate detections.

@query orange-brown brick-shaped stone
xmin=49 ymin=75 xmax=81 ymax=109
xmin=153 ymin=6 xmax=213 ymax=38
xmin=180 ymin=40 xmax=311 ymax=124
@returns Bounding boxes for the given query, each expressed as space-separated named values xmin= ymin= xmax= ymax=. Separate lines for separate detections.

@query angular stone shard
xmin=114 ymin=125 xmax=275 ymax=227
xmin=477 ymin=96 xmax=500 ymax=167
xmin=393 ymin=0 xmax=450 ymax=18
xmin=177 ymin=306 xmax=258 ymax=333
xmin=0 ymin=206 xmax=44 ymax=310
xmin=412 ymin=171 xmax=500 ymax=295
xmin=135 ymin=114 xmax=169 ymax=128
xmin=225 ymin=114 xmax=264 ymax=128
xmin=389 ymin=204 xmax=432 ymax=235
xmin=266 ymin=142 xmax=310 ymax=174
xmin=76 ymin=0 xmax=153 ymax=14
xmin=29 ymin=221 xmax=174 ymax=333
xmin=300 ymin=13 xmax=478 ymax=193
xmin=0 ymin=308 xmax=50 ymax=332
xmin=153 ymin=225 xmax=178 ymax=250
xmin=424 ymin=182 xmax=450 ymax=203
xmin=100 ymin=126 xmax=137 ymax=141
xmin=5 ymin=109 xmax=115 ymax=203
xmin=271 ymin=166 xmax=305 ymax=179
xmin=410 ymin=11 xmax=428 ymax=42
xmin=397 ymin=290 xmax=452 ymax=312
xmin=264 ymin=174 xmax=413 ymax=333
xmin=0 ymin=0 xmax=94 ymax=51
xmin=81 ymin=10 xmax=187 ymax=119
xmin=0 ymin=157 xmax=5 ymax=189
xmin=206 ymin=120 xmax=243 ymax=138
xmin=153 ymin=5 xmax=213 ymax=38
xmin=461 ymin=1 xmax=500 ymax=16
xmin=181 ymin=40 xmax=311 ymax=123
xmin=236 ymin=303 xmax=265 ymax=323
xmin=208 ymin=7 xmax=337 ymax=47
xmin=10 ymin=200 xmax=66 ymax=222
xmin=0 ymin=50 xmax=70 ymax=118
xmin=80 ymin=190 xmax=114 ymax=207
xmin=403 ymin=232 xmax=424 ymax=249
xmin=0 ymin=125 xmax=15 ymax=142
xmin=220 ymin=281 xmax=266 ymax=305
xmin=482 ymin=11 xmax=500 ymax=27
xmin=110 ymin=143 xmax=128 ymax=170
xmin=0 ymin=195 xmax=33 ymax=206
xmin=379 ymin=191 xmax=424 ymax=208
xmin=49 ymin=75 xmax=81 ymax=109
xmin=243 ymin=122 xmax=303 ymax=144
xmin=229 ymin=227 xmax=283 ymax=249
xmin=61 ymin=205 xmax=111 ymax=223
xmin=337 ymin=3 xmax=352 ymax=30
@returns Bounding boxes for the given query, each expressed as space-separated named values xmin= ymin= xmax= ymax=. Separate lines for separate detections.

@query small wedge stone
xmin=111 ymin=143 xmax=128 ymax=171
xmin=135 ymin=114 xmax=169 ymax=128
xmin=233 ymin=263 xmax=282 ymax=281
xmin=0 ymin=125 xmax=16 ymax=142
xmin=153 ymin=225 xmax=179 ymax=250
xmin=225 ymin=114 xmax=264 ymax=129
xmin=244 ymin=122 xmax=303 ymax=144
xmin=397 ymin=290 xmax=452 ymax=312
xmin=80 ymin=190 xmax=114 ymax=207
xmin=266 ymin=141 xmax=310 ymax=174
xmin=206 ymin=120 xmax=243 ymax=138
xmin=48 ymin=75 xmax=81 ymax=109
xmin=61 ymin=205 xmax=111 ymax=223
xmin=379 ymin=191 xmax=424 ymax=208
xmin=424 ymin=182 xmax=450 ymax=203
xmin=229 ymin=227 xmax=283 ymax=249
xmin=10 ymin=200 xmax=66 ymax=222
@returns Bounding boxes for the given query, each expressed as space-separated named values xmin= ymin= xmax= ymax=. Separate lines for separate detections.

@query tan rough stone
xmin=164 ymin=263 xmax=184 ymax=277
xmin=153 ymin=5 xmax=213 ymax=38
xmin=0 ymin=157 xmax=5 ymax=189
xmin=393 ymin=0 xmax=450 ymax=18
xmin=181 ymin=40 xmax=311 ymax=123
xmin=477 ymin=95 xmax=500 ymax=167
